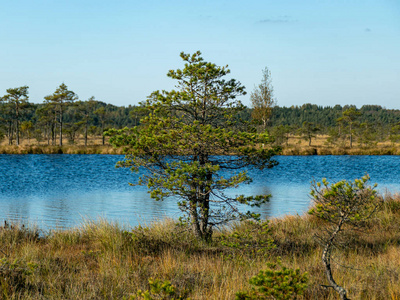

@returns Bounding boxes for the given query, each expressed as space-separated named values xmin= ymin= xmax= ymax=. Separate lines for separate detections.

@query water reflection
xmin=0 ymin=154 xmax=399 ymax=229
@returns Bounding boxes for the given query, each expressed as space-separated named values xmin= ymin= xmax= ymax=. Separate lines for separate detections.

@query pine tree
xmin=109 ymin=51 xmax=280 ymax=241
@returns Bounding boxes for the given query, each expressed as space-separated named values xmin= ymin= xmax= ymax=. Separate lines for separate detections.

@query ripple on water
xmin=0 ymin=154 xmax=399 ymax=229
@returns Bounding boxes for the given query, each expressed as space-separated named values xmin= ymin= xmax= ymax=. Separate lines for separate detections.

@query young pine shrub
xmin=0 ymin=258 xmax=38 ymax=298
xmin=235 ymin=257 xmax=308 ymax=300
xmin=309 ymin=174 xmax=382 ymax=300
xmin=218 ymin=220 xmax=275 ymax=260
xmin=124 ymin=277 xmax=188 ymax=300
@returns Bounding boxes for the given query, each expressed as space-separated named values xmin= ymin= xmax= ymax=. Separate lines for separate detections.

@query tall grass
xmin=0 ymin=144 xmax=125 ymax=154
xmin=0 ymin=195 xmax=399 ymax=299
xmin=281 ymin=145 xmax=400 ymax=155
xmin=1 ymin=135 xmax=400 ymax=155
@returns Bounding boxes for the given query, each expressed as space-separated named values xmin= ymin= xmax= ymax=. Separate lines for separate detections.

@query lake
xmin=0 ymin=154 xmax=399 ymax=229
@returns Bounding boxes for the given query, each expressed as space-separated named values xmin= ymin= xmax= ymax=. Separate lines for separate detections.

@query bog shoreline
xmin=0 ymin=144 xmax=399 ymax=155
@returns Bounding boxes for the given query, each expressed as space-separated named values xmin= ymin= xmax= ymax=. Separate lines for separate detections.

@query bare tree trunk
xmin=199 ymin=172 xmax=212 ymax=242
xmin=102 ymin=122 xmax=105 ymax=145
xmin=53 ymin=112 xmax=57 ymax=145
xmin=263 ymin=118 xmax=267 ymax=131
xmin=16 ymin=105 xmax=20 ymax=146
xmin=322 ymin=222 xmax=349 ymax=300
xmin=190 ymin=200 xmax=202 ymax=240
xmin=47 ymin=126 xmax=50 ymax=145
xmin=8 ymin=122 xmax=13 ymax=145
xmin=84 ymin=123 xmax=88 ymax=146
xmin=16 ymin=125 xmax=20 ymax=145
xmin=59 ymin=108 xmax=63 ymax=146
xmin=349 ymin=123 xmax=353 ymax=148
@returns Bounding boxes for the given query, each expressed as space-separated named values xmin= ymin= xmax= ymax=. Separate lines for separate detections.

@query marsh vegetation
xmin=0 ymin=193 xmax=398 ymax=299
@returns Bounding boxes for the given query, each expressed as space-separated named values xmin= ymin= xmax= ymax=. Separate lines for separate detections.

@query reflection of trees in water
xmin=1 ymin=155 xmax=400 ymax=229
xmin=247 ymin=184 xmax=311 ymax=219
xmin=39 ymin=190 xmax=183 ymax=228
xmin=43 ymin=196 xmax=71 ymax=227
xmin=3 ymin=197 xmax=31 ymax=224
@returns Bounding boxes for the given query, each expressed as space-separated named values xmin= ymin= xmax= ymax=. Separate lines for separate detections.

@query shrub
xmin=236 ymin=258 xmax=308 ymax=300
xmin=309 ymin=174 xmax=381 ymax=300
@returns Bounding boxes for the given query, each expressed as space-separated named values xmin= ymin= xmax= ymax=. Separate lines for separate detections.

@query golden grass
xmin=0 ymin=144 xmax=125 ymax=155
xmin=0 ymin=195 xmax=399 ymax=299
xmin=1 ymin=134 xmax=400 ymax=155
xmin=279 ymin=134 xmax=400 ymax=155
xmin=0 ymin=135 xmax=126 ymax=154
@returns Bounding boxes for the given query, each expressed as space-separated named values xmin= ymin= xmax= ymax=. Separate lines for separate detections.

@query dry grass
xmin=0 ymin=135 xmax=125 ymax=154
xmin=0 ymin=195 xmax=399 ymax=299
xmin=280 ymin=135 xmax=400 ymax=155
xmin=2 ymin=134 xmax=400 ymax=155
xmin=0 ymin=144 xmax=125 ymax=155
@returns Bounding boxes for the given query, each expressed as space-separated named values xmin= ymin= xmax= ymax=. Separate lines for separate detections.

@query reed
xmin=1 ymin=134 xmax=399 ymax=155
xmin=0 ymin=144 xmax=125 ymax=155
xmin=281 ymin=145 xmax=400 ymax=156
xmin=0 ymin=194 xmax=399 ymax=299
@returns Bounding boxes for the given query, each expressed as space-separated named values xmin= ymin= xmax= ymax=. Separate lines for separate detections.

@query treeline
xmin=0 ymin=85 xmax=141 ymax=146
xmin=271 ymin=103 xmax=400 ymax=127
xmin=267 ymin=104 xmax=400 ymax=148
xmin=1 ymin=85 xmax=400 ymax=147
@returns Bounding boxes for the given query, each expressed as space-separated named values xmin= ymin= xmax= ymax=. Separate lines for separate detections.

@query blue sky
xmin=1 ymin=0 xmax=399 ymax=108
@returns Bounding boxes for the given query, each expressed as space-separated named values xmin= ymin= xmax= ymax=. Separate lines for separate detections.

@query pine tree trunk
xmin=16 ymin=104 xmax=20 ymax=146
xmin=190 ymin=201 xmax=202 ymax=240
xmin=47 ymin=126 xmax=50 ymax=145
xmin=8 ymin=122 xmax=13 ymax=145
xmin=350 ymin=123 xmax=353 ymax=148
xmin=102 ymin=122 xmax=105 ymax=145
xmin=85 ymin=123 xmax=88 ymax=146
xmin=53 ymin=112 xmax=57 ymax=145
xmin=322 ymin=222 xmax=349 ymax=300
xmin=59 ymin=108 xmax=63 ymax=146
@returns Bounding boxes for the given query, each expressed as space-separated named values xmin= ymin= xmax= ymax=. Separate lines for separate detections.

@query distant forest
xmin=1 ymin=85 xmax=400 ymax=147
xmin=271 ymin=104 xmax=400 ymax=127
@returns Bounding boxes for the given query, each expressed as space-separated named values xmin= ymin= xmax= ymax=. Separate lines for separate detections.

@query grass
xmin=279 ymin=134 xmax=400 ymax=155
xmin=0 ymin=194 xmax=399 ymax=299
xmin=0 ymin=144 xmax=125 ymax=155
xmin=0 ymin=136 xmax=125 ymax=154
xmin=1 ymin=134 xmax=400 ymax=155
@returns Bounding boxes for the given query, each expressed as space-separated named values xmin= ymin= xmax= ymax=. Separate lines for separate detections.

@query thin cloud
xmin=199 ymin=15 xmax=213 ymax=20
xmin=258 ymin=15 xmax=297 ymax=24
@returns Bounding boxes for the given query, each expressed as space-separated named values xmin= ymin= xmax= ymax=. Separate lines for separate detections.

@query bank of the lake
xmin=1 ymin=143 xmax=399 ymax=155
xmin=0 ymin=144 xmax=124 ymax=155
xmin=1 ymin=194 xmax=399 ymax=299
xmin=281 ymin=145 xmax=400 ymax=155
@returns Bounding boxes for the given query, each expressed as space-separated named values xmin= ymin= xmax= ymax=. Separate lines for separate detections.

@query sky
xmin=1 ymin=0 xmax=399 ymax=109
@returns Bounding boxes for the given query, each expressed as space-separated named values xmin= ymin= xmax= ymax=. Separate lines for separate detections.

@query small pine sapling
xmin=127 ymin=278 xmax=188 ymax=300
xmin=236 ymin=257 xmax=308 ymax=300
xmin=309 ymin=174 xmax=381 ymax=300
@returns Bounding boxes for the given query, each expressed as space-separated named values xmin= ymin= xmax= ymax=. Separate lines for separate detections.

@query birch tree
xmin=251 ymin=67 xmax=275 ymax=130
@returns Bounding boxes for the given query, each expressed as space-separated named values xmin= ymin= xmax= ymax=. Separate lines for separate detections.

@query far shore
xmin=0 ymin=144 xmax=399 ymax=155
xmin=1 ymin=134 xmax=399 ymax=155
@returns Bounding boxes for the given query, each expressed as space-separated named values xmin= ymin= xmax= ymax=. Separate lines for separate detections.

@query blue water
xmin=0 ymin=155 xmax=399 ymax=229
